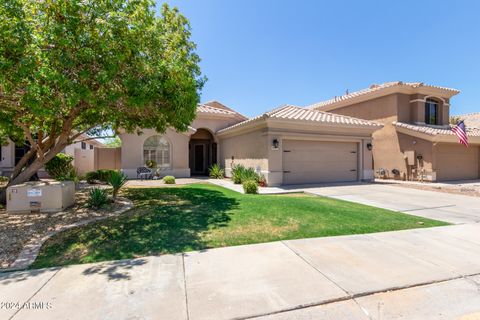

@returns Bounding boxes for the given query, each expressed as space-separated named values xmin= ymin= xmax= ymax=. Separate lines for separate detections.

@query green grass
xmin=31 ymin=183 xmax=448 ymax=268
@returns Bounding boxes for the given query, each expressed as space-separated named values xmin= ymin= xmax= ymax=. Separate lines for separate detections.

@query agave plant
xmin=209 ymin=164 xmax=225 ymax=179
xmin=108 ymin=171 xmax=128 ymax=201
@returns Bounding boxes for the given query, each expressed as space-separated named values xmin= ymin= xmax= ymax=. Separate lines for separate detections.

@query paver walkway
xmin=2 ymin=223 xmax=480 ymax=320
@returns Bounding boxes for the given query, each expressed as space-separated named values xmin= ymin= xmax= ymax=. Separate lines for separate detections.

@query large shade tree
xmin=0 ymin=0 xmax=204 ymax=203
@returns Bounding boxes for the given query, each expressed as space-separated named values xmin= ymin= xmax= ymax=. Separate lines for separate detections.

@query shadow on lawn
xmin=32 ymin=186 xmax=239 ymax=267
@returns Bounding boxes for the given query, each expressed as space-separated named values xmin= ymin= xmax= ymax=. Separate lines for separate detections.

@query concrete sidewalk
xmin=3 ymin=224 xmax=480 ymax=320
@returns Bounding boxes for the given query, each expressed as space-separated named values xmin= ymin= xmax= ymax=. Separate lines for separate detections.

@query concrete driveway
xmin=298 ymin=183 xmax=480 ymax=224
xmin=3 ymin=183 xmax=480 ymax=319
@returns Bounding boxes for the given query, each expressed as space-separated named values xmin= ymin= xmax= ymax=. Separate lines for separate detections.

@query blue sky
xmin=161 ymin=0 xmax=480 ymax=117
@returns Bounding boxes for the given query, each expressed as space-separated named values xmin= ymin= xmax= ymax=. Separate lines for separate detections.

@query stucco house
xmin=119 ymin=101 xmax=381 ymax=185
xmin=0 ymin=134 xmax=104 ymax=178
xmin=309 ymin=81 xmax=480 ymax=181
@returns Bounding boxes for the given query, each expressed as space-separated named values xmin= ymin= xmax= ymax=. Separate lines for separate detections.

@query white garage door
xmin=282 ymin=140 xmax=358 ymax=185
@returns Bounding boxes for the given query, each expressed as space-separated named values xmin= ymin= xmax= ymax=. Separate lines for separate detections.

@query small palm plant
xmin=108 ymin=171 xmax=128 ymax=201
xmin=209 ymin=164 xmax=225 ymax=179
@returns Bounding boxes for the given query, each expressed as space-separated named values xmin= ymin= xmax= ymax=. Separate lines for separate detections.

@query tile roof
xmin=197 ymin=104 xmax=237 ymax=115
xmin=308 ymin=81 xmax=460 ymax=110
xmin=393 ymin=121 xmax=480 ymax=137
xmin=218 ymin=105 xmax=382 ymax=133
xmin=196 ymin=101 xmax=248 ymax=119
xmin=458 ymin=112 xmax=480 ymax=129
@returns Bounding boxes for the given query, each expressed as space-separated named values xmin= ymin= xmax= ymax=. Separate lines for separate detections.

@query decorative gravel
xmin=394 ymin=183 xmax=480 ymax=198
xmin=0 ymin=188 xmax=132 ymax=270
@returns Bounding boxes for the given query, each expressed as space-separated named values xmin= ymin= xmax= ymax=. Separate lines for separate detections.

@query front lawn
xmin=31 ymin=183 xmax=448 ymax=268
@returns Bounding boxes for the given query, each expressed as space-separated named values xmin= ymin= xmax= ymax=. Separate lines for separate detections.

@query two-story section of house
xmin=309 ymin=81 xmax=480 ymax=181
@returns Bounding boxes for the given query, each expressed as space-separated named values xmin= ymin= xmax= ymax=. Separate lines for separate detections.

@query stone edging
xmin=3 ymin=197 xmax=134 ymax=272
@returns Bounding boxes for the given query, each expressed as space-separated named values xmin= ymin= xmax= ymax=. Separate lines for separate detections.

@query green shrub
xmin=85 ymin=169 xmax=117 ymax=184
xmin=163 ymin=175 xmax=175 ymax=184
xmin=231 ymin=164 xmax=246 ymax=184
xmin=108 ymin=171 xmax=128 ymax=201
xmin=45 ymin=153 xmax=75 ymax=181
xmin=87 ymin=188 xmax=110 ymax=209
xmin=145 ymin=160 xmax=157 ymax=168
xmin=97 ymin=169 xmax=116 ymax=182
xmin=208 ymin=164 xmax=225 ymax=179
xmin=231 ymin=164 xmax=260 ymax=184
xmin=0 ymin=176 xmax=9 ymax=182
xmin=242 ymin=180 xmax=258 ymax=194
xmin=85 ymin=171 xmax=98 ymax=184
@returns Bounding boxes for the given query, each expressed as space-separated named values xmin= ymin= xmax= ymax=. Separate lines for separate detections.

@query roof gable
xmin=218 ymin=105 xmax=382 ymax=134
xmin=308 ymin=81 xmax=460 ymax=111
xmin=196 ymin=100 xmax=247 ymax=120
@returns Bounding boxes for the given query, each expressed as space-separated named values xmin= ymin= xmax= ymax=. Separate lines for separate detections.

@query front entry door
xmin=191 ymin=143 xmax=208 ymax=175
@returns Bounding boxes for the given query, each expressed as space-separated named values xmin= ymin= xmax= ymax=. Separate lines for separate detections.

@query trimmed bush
xmin=85 ymin=169 xmax=117 ymax=184
xmin=87 ymin=188 xmax=110 ymax=209
xmin=208 ymin=164 xmax=225 ymax=179
xmin=45 ymin=153 xmax=75 ymax=181
xmin=0 ymin=176 xmax=9 ymax=182
xmin=163 ymin=175 xmax=175 ymax=184
xmin=85 ymin=171 xmax=98 ymax=184
xmin=242 ymin=180 xmax=258 ymax=194
xmin=108 ymin=171 xmax=128 ymax=201
xmin=97 ymin=169 xmax=116 ymax=182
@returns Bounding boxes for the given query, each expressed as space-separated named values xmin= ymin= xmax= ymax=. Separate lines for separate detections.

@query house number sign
xmin=27 ymin=189 xmax=42 ymax=197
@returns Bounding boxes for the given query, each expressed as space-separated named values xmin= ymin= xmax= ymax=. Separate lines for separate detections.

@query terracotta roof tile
xmin=218 ymin=105 xmax=382 ymax=133
xmin=459 ymin=112 xmax=480 ymax=129
xmin=308 ymin=81 xmax=460 ymax=109
xmin=393 ymin=121 xmax=480 ymax=137
xmin=196 ymin=101 xmax=248 ymax=120
xmin=197 ymin=104 xmax=237 ymax=115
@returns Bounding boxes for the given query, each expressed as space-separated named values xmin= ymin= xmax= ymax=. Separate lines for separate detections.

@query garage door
xmin=282 ymin=140 xmax=358 ymax=184
xmin=436 ymin=144 xmax=479 ymax=181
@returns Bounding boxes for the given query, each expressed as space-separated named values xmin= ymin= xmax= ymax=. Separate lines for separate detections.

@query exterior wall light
xmin=366 ymin=143 xmax=373 ymax=151
xmin=272 ymin=139 xmax=279 ymax=149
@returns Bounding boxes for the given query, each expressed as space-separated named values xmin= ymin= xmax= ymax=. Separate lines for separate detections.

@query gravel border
xmin=2 ymin=197 xmax=133 ymax=272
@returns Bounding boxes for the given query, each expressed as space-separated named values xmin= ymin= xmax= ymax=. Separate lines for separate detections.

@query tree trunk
xmin=0 ymin=142 xmax=67 ymax=205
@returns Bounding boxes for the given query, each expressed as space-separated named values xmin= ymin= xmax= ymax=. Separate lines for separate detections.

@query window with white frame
xmin=143 ymin=136 xmax=170 ymax=168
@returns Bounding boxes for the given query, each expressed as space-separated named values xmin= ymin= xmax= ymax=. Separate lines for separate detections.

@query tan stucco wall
xmin=219 ymin=128 xmax=269 ymax=178
xmin=325 ymin=93 xmax=458 ymax=181
xmin=119 ymin=128 xmax=190 ymax=178
xmin=74 ymin=149 xmax=95 ymax=175
xmin=118 ymin=113 xmax=247 ymax=179
xmin=192 ymin=116 xmax=245 ymax=135
xmin=331 ymin=94 xmax=400 ymax=123
xmin=0 ymin=140 xmax=15 ymax=172
xmin=95 ymin=147 xmax=121 ymax=171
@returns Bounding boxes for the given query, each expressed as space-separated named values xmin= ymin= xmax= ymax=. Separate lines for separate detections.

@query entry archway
xmin=189 ymin=129 xmax=217 ymax=175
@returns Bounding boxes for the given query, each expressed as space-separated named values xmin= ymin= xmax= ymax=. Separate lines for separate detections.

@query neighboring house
xmin=309 ymin=81 xmax=480 ymax=181
xmin=63 ymin=134 xmax=120 ymax=176
xmin=119 ymin=101 xmax=381 ymax=185
xmin=0 ymin=135 xmax=105 ymax=177
xmin=459 ymin=112 xmax=480 ymax=129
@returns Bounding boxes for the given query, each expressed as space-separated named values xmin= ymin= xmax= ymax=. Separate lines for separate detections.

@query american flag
xmin=451 ymin=120 xmax=468 ymax=147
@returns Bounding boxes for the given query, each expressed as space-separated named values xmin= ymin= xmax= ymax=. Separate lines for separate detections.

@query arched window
xmin=143 ymin=136 xmax=170 ymax=168
xmin=425 ymin=98 xmax=439 ymax=125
